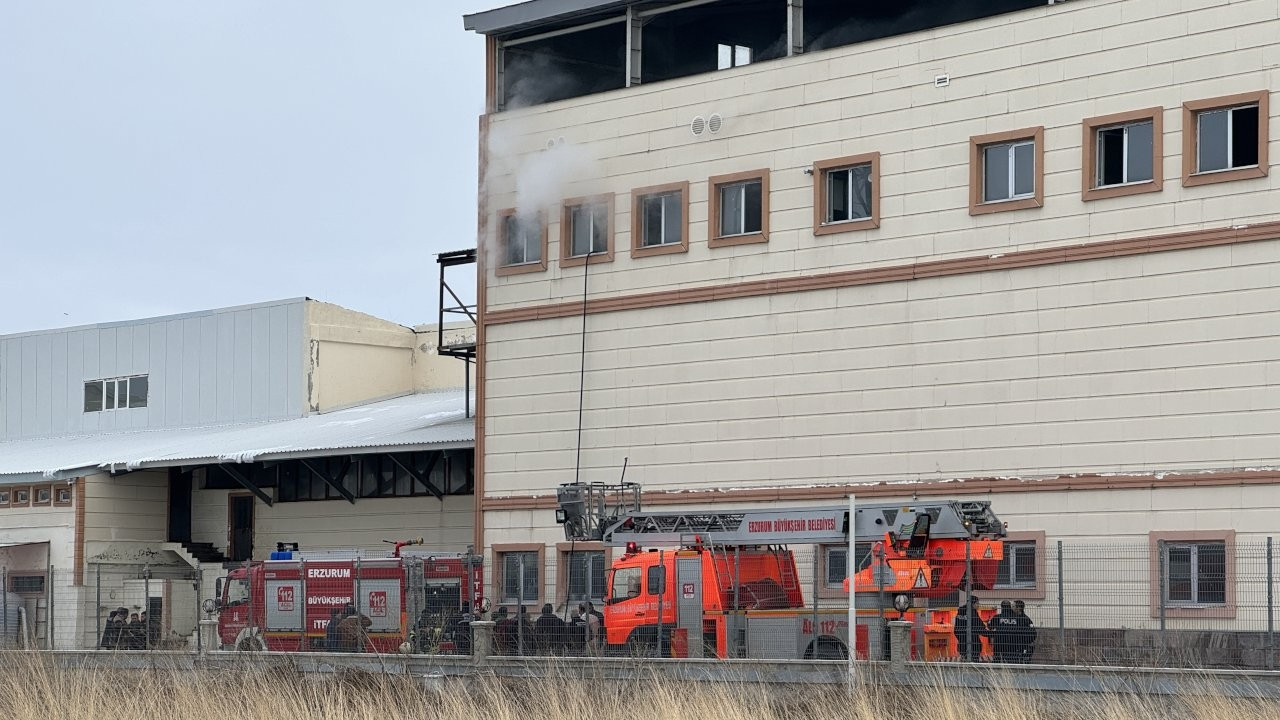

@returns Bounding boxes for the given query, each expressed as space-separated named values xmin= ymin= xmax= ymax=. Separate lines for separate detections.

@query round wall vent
xmin=545 ymin=136 xmax=567 ymax=150
xmin=708 ymin=113 xmax=723 ymax=134
xmin=690 ymin=116 xmax=706 ymax=136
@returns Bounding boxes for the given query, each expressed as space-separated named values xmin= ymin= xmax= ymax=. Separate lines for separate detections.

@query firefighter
xmin=952 ymin=596 xmax=988 ymax=662
xmin=1013 ymin=600 xmax=1036 ymax=663
xmin=323 ymin=609 xmax=342 ymax=650
xmin=989 ymin=600 xmax=1020 ymax=663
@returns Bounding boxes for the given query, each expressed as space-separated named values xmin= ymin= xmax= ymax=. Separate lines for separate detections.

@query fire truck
xmin=214 ymin=540 xmax=483 ymax=653
xmin=556 ymin=482 xmax=1005 ymax=660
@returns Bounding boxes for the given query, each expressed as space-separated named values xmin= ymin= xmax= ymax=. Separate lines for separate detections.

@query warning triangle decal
xmin=913 ymin=569 xmax=929 ymax=589
xmin=983 ymin=546 xmax=994 ymax=559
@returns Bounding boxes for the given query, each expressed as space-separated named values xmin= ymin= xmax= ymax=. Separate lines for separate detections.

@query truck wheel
xmin=624 ymin=629 xmax=660 ymax=658
xmin=805 ymin=637 xmax=848 ymax=660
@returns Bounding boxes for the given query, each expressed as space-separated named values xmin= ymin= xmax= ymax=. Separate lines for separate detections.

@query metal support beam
xmin=219 ymin=465 xmax=273 ymax=507
xmin=787 ymin=0 xmax=804 ymax=56
xmin=300 ymin=458 xmax=355 ymax=505
xmin=386 ymin=453 xmax=444 ymax=501
xmin=625 ymin=6 xmax=642 ymax=87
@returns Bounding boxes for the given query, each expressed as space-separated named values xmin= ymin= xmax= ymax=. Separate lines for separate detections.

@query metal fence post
xmin=2 ymin=567 xmax=8 ymax=646
xmin=656 ymin=550 xmax=665 ymax=658
xmin=732 ymin=547 xmax=741 ymax=658
xmin=964 ymin=541 xmax=972 ymax=662
xmin=515 ymin=554 xmax=524 ymax=656
xmin=811 ymin=547 xmax=819 ymax=656
xmin=1157 ymin=540 xmax=1167 ymax=636
xmin=47 ymin=565 xmax=54 ymax=650
xmin=94 ymin=564 xmax=101 ymax=650
xmin=1268 ymin=537 xmax=1275 ymax=671
xmin=299 ymin=559 xmax=307 ymax=652
xmin=143 ymin=565 xmax=151 ymax=650
xmin=194 ymin=568 xmax=202 ymax=656
xmin=354 ymin=556 xmax=362 ymax=651
xmin=1056 ymin=540 xmax=1065 ymax=660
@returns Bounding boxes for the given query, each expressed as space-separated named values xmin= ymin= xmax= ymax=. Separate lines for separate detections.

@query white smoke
xmin=485 ymin=123 xmax=597 ymax=242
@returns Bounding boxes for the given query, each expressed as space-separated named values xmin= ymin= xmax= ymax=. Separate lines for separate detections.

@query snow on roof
xmin=0 ymin=391 xmax=473 ymax=483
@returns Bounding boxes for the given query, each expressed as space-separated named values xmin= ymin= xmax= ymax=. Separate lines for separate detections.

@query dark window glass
xmin=1126 ymin=121 xmax=1154 ymax=183
xmin=1198 ymin=109 xmax=1229 ymax=172
xmin=1232 ymin=105 xmax=1259 ymax=168
xmin=1098 ymin=127 xmax=1126 ymax=186
xmin=647 ymin=565 xmax=666 ymax=595
xmin=84 ymin=382 xmax=103 ymax=413
xmin=128 ymin=376 xmax=148 ymax=408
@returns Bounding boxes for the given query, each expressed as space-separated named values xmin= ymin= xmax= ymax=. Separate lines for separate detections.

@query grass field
xmin=0 ymin=654 xmax=1276 ymax=720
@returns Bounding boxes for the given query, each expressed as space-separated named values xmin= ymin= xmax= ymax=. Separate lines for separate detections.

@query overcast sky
xmin=0 ymin=2 xmax=495 ymax=335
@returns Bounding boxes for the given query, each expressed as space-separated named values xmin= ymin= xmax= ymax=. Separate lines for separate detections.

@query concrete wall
xmin=83 ymin=472 xmax=168 ymax=545
xmin=0 ymin=299 xmax=307 ymax=440
xmin=482 ymin=0 xmax=1279 ymax=314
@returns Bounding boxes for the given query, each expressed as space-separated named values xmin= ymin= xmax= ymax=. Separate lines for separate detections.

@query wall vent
xmin=708 ymin=113 xmax=723 ymax=133
xmin=934 ymin=74 xmax=950 ymax=88
xmin=690 ymin=116 xmax=706 ymax=136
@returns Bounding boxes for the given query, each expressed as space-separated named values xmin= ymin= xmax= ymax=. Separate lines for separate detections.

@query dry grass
xmin=0 ymin=654 xmax=1276 ymax=720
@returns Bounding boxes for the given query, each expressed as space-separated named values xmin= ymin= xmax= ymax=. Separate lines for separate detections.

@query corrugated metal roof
xmin=0 ymin=391 xmax=473 ymax=483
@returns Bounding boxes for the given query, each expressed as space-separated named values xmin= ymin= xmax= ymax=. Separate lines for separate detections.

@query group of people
xmin=99 ymin=608 xmax=155 ymax=650
xmin=953 ymin=598 xmax=1036 ymax=663
xmin=322 ymin=604 xmax=373 ymax=652
xmin=493 ymin=602 xmax=604 ymax=655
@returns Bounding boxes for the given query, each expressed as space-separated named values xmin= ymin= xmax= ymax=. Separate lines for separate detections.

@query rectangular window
xmin=33 ymin=485 xmax=52 ymax=506
xmin=501 ymin=551 xmax=540 ymax=604
xmin=611 ymin=566 xmax=642 ymax=601
xmin=717 ymin=44 xmax=752 ymax=70
xmin=995 ymin=541 xmax=1037 ymax=589
xmin=720 ymin=181 xmax=762 ymax=237
xmin=12 ymin=488 xmax=29 ymax=507
xmin=8 ymin=575 xmax=44 ymax=595
xmin=630 ymin=182 xmax=688 ymax=258
xmin=824 ymin=542 xmax=874 ymax=587
xmin=565 ymin=551 xmax=607 ymax=602
xmin=83 ymin=375 xmax=148 ymax=412
xmin=813 ymin=153 xmax=880 ymax=235
xmin=502 ymin=213 xmax=542 ymax=266
xmin=1164 ymin=542 xmax=1227 ymax=606
xmin=0 ymin=490 xmax=10 ymax=507
xmin=983 ymin=141 xmax=1035 ymax=202
xmin=1097 ymin=121 xmax=1154 ymax=187
xmin=569 ymin=202 xmax=609 ymax=257
xmin=646 ymin=565 xmax=665 ymax=595
xmin=1183 ymin=92 xmax=1269 ymax=188
xmin=825 ymin=164 xmax=873 ymax=224
xmin=54 ymin=487 xmax=73 ymax=507
xmin=1197 ymin=105 xmax=1259 ymax=173
xmin=970 ymin=128 xmax=1043 ymax=215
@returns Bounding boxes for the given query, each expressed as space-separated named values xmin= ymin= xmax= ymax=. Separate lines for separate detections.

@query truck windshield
xmin=611 ymin=567 xmax=642 ymax=601
xmin=225 ymin=579 xmax=250 ymax=606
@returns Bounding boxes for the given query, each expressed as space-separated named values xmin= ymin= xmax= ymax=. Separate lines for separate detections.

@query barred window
xmin=565 ymin=551 xmax=606 ymax=602
xmin=1165 ymin=542 xmax=1226 ymax=606
xmin=995 ymin=541 xmax=1037 ymax=589
xmin=501 ymin=552 xmax=539 ymax=604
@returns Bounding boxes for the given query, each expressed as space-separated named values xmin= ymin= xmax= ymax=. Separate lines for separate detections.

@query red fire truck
xmin=215 ymin=540 xmax=482 ymax=652
xmin=555 ymin=482 xmax=1006 ymax=660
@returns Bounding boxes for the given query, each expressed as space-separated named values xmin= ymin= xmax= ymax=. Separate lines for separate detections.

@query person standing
xmin=952 ymin=596 xmax=987 ymax=662
xmin=335 ymin=604 xmax=372 ymax=653
xmin=1013 ymin=600 xmax=1037 ymax=663
xmin=534 ymin=603 xmax=566 ymax=655
xmin=125 ymin=613 xmax=145 ymax=650
xmin=493 ymin=607 xmax=516 ymax=655
xmin=581 ymin=602 xmax=602 ymax=656
xmin=567 ymin=605 xmax=586 ymax=655
xmin=99 ymin=610 xmax=119 ymax=649
xmin=323 ymin=609 xmax=342 ymax=650
xmin=989 ymin=600 xmax=1020 ymax=663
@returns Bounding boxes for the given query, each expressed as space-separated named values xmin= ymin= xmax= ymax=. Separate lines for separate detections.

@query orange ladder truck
xmin=555 ymin=482 xmax=1005 ymax=660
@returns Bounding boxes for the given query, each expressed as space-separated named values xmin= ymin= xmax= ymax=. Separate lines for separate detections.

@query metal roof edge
xmin=0 ymin=298 xmax=309 ymax=341
xmin=463 ymin=0 xmax=627 ymax=35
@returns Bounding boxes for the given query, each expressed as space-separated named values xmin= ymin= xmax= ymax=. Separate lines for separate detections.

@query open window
xmin=560 ymin=195 xmax=614 ymax=268
xmin=1182 ymin=91 xmax=1269 ymax=188
xmin=969 ymin=127 xmax=1044 ymax=215
xmin=803 ymin=0 xmax=1045 ymax=53
xmin=496 ymin=209 xmax=547 ymax=276
xmin=1082 ymin=108 xmax=1163 ymax=201
xmin=813 ymin=153 xmax=880 ymax=235
xmin=631 ymin=181 xmax=689 ymax=259
xmin=500 ymin=22 xmax=625 ymax=109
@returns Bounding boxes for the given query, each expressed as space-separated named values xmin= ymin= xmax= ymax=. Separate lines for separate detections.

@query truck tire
xmin=234 ymin=627 xmax=266 ymax=652
xmin=623 ymin=627 xmax=666 ymax=658
xmin=804 ymin=636 xmax=848 ymax=660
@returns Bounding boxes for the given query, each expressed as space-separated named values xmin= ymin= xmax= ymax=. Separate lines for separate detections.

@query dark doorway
xmin=167 ymin=469 xmax=192 ymax=544
xmin=228 ymin=495 xmax=254 ymax=562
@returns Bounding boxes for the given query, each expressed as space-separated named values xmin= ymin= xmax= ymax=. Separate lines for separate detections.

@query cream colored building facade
xmin=0 ymin=299 xmax=475 ymax=649
xmin=467 ymin=0 xmax=1280 ymax=642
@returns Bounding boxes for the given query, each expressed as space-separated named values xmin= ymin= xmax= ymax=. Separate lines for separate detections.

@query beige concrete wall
xmin=413 ymin=323 xmax=478 ymax=393
xmin=482 ymin=0 xmax=1280 ymax=313
xmin=304 ymin=301 xmax=475 ymax=411
xmin=83 ymin=471 xmax=167 ymax=544
xmin=192 ymin=488 xmax=474 ymax=560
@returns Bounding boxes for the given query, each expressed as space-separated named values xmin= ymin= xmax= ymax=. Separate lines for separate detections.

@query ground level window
xmin=8 ymin=575 xmax=45 ymax=595
xmin=501 ymin=552 xmax=540 ymax=605
xmin=995 ymin=541 xmax=1037 ymax=589
xmin=1164 ymin=542 xmax=1226 ymax=606
xmin=565 ymin=551 xmax=606 ymax=603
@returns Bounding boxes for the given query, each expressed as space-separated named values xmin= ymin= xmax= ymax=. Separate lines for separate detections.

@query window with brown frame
xmin=32 ymin=485 xmax=52 ymax=507
xmin=969 ymin=127 xmax=1044 ymax=215
xmin=1182 ymin=91 xmax=1270 ymax=188
xmin=496 ymin=209 xmax=547 ymax=276
xmin=560 ymin=195 xmax=614 ymax=267
xmin=54 ymin=486 xmax=74 ymax=507
xmin=1148 ymin=530 xmax=1236 ymax=619
xmin=631 ymin=181 xmax=689 ymax=259
xmin=0 ymin=489 xmax=10 ymax=507
xmin=813 ymin=153 xmax=879 ymax=235
xmin=709 ymin=169 xmax=769 ymax=247
xmin=11 ymin=487 xmax=30 ymax=508
xmin=492 ymin=543 xmax=545 ymax=607
xmin=1082 ymin=108 xmax=1163 ymax=201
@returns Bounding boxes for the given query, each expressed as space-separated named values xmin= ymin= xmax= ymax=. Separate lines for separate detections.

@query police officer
xmin=989 ymin=600 xmax=1020 ymax=663
xmin=952 ymin=596 xmax=987 ymax=662
xmin=1013 ymin=600 xmax=1036 ymax=663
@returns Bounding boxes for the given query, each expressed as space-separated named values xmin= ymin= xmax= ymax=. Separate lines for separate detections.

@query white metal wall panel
xmin=0 ymin=299 xmax=308 ymax=441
